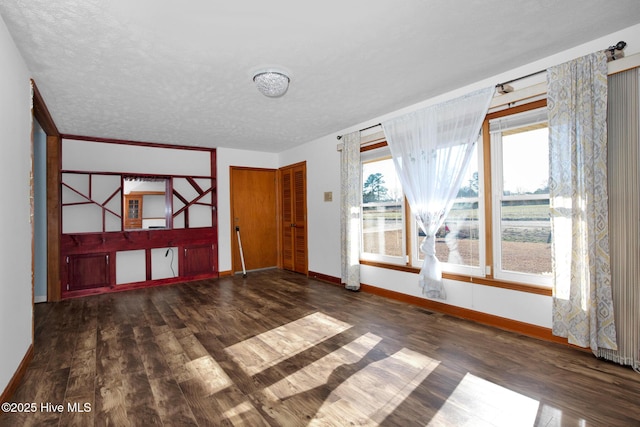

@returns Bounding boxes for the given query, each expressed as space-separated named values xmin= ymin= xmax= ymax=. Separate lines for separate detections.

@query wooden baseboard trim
xmin=308 ymin=271 xmax=341 ymax=285
xmin=218 ymin=270 xmax=233 ymax=277
xmin=304 ymin=273 xmax=575 ymax=348
xmin=358 ymin=283 xmax=569 ymax=345
xmin=1 ymin=344 xmax=34 ymax=404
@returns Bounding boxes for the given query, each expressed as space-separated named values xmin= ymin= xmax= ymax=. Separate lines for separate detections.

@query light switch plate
xmin=324 ymin=191 xmax=333 ymax=202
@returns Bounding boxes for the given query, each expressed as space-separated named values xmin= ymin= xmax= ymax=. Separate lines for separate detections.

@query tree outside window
xmin=361 ymin=154 xmax=405 ymax=263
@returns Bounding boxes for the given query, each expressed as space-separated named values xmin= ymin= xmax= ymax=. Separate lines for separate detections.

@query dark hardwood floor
xmin=2 ymin=269 xmax=639 ymax=426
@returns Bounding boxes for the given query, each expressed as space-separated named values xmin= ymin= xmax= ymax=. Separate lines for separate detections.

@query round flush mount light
xmin=253 ymin=70 xmax=290 ymax=98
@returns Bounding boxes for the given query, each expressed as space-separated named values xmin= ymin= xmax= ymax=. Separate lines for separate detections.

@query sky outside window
xmin=501 ymin=126 xmax=549 ymax=195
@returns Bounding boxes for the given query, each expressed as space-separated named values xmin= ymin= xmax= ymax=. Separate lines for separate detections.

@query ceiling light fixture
xmin=253 ymin=70 xmax=290 ymax=98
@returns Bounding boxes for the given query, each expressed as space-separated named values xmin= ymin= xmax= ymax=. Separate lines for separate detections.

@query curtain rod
xmin=495 ymin=69 xmax=546 ymax=89
xmin=336 ymin=122 xmax=381 ymax=140
xmin=337 ymin=41 xmax=627 ymax=141
xmin=496 ymin=40 xmax=627 ymax=90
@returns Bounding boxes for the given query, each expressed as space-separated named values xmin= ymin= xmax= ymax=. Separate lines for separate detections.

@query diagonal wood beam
xmin=62 ymin=182 xmax=121 ymax=218
xmin=172 ymin=186 xmax=214 ymax=217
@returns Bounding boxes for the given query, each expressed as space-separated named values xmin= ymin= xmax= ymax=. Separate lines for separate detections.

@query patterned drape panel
xmin=340 ymin=131 xmax=361 ymax=290
xmin=548 ymin=51 xmax=618 ymax=352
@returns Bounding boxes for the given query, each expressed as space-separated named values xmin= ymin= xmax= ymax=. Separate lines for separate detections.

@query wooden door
xmin=230 ymin=167 xmax=278 ymax=273
xmin=280 ymin=162 xmax=307 ymax=274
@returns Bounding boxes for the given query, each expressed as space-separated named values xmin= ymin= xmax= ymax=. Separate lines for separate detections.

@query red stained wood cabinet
xmin=67 ymin=253 xmax=110 ymax=292
xmin=60 ymin=157 xmax=218 ymax=297
xmin=183 ymin=243 xmax=216 ymax=276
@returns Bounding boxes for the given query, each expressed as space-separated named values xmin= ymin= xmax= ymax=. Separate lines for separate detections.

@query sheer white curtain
xmin=340 ymin=131 xmax=361 ymax=290
xmin=382 ymin=87 xmax=494 ymax=299
xmin=548 ymin=51 xmax=618 ymax=352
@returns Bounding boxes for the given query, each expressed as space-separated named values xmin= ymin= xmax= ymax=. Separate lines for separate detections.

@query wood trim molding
xmin=443 ymin=273 xmax=552 ymax=296
xmin=128 ymin=191 xmax=165 ymax=196
xmin=31 ymin=80 xmax=59 ymax=137
xmin=360 ymin=141 xmax=388 ymax=152
xmin=303 ymin=270 xmax=569 ymax=347
xmin=61 ymin=134 xmax=215 ymax=152
xmin=358 ymin=282 xmax=570 ymax=346
xmin=481 ymin=118 xmax=494 ymax=273
xmin=359 ymin=260 xmax=551 ymax=296
xmin=0 ymin=345 xmax=33 ymax=404
xmin=486 ymin=98 xmax=547 ymax=120
xmin=308 ymin=271 xmax=341 ymax=285
xmin=32 ymin=80 xmax=62 ymax=302
xmin=47 ymin=135 xmax=62 ymax=302
xmin=63 ymin=169 xmax=211 ymax=180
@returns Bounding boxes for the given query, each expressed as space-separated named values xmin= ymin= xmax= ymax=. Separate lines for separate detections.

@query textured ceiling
xmin=2 ymin=1 xmax=640 ymax=152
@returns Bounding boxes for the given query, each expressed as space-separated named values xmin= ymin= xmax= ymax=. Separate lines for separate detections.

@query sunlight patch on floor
xmin=224 ymin=312 xmax=352 ymax=376
xmin=427 ymin=373 xmax=539 ymax=426
xmin=222 ymin=400 xmax=269 ymax=426
xmin=187 ymin=354 xmax=233 ymax=395
xmin=536 ymin=403 xmax=586 ymax=427
xmin=263 ymin=332 xmax=383 ymax=401
xmin=310 ymin=347 xmax=439 ymax=425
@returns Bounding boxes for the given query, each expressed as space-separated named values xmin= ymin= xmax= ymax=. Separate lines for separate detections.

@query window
xmin=360 ymin=147 xmax=406 ymax=264
xmin=360 ymin=100 xmax=552 ymax=290
xmin=410 ymin=141 xmax=485 ymax=276
xmin=489 ymin=106 xmax=551 ymax=285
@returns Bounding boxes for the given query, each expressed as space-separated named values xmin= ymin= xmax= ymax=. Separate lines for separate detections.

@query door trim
xmin=32 ymin=80 xmax=62 ymax=302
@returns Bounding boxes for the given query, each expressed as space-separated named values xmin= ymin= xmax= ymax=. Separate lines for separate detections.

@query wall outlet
xmin=324 ymin=192 xmax=333 ymax=202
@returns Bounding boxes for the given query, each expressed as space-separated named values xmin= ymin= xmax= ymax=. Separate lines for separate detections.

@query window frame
xmin=484 ymin=99 xmax=551 ymax=288
xmin=359 ymin=145 xmax=408 ymax=266
xmin=490 ymin=121 xmax=551 ymax=286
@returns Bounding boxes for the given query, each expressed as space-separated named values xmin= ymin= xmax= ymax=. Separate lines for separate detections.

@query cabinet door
xmin=124 ymin=195 xmax=143 ymax=229
xmin=280 ymin=163 xmax=307 ymax=274
xmin=183 ymin=244 xmax=215 ymax=276
xmin=67 ymin=253 xmax=110 ymax=291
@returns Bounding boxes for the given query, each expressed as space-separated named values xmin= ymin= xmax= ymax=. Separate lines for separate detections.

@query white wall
xmin=279 ymin=23 xmax=640 ymax=329
xmin=0 ymin=15 xmax=34 ymax=394
xmin=62 ymin=139 xmax=211 ymax=176
xmin=216 ymin=147 xmax=279 ymax=272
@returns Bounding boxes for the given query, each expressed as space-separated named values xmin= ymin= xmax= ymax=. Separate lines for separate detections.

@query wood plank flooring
xmin=2 ymin=269 xmax=639 ymax=426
